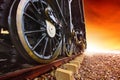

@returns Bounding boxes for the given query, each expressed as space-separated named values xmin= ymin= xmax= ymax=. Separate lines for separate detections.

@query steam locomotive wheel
xmin=9 ymin=0 xmax=62 ymax=63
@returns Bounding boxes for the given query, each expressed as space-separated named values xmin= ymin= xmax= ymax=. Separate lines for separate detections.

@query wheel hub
xmin=46 ymin=20 xmax=56 ymax=37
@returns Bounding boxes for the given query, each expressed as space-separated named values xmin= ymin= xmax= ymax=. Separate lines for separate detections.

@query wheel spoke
xmin=56 ymin=33 xmax=61 ymax=38
xmin=24 ymin=29 xmax=46 ymax=34
xmin=36 ymin=0 xmax=41 ymax=10
xmin=39 ymin=0 xmax=45 ymax=10
xmin=24 ymin=12 xmax=44 ymax=27
xmin=52 ymin=38 xmax=57 ymax=51
xmin=29 ymin=1 xmax=41 ymax=14
xmin=54 ymin=37 xmax=59 ymax=44
xmin=49 ymin=38 xmax=52 ymax=55
xmin=55 ymin=0 xmax=67 ymax=25
xmin=24 ymin=12 xmax=39 ymax=23
xmin=42 ymin=38 xmax=49 ymax=57
xmin=32 ymin=34 xmax=46 ymax=50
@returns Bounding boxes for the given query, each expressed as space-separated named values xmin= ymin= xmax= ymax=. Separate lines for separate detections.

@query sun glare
xmin=85 ymin=43 xmax=103 ymax=56
xmin=85 ymin=42 xmax=120 ymax=56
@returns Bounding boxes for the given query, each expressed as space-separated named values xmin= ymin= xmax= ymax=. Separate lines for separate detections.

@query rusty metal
xmin=0 ymin=54 xmax=80 ymax=80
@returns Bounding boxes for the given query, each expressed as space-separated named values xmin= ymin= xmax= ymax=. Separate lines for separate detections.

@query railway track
xmin=0 ymin=53 xmax=84 ymax=80
xmin=0 ymin=0 xmax=86 ymax=79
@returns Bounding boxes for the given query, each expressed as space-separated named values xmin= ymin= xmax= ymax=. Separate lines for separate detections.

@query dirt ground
xmin=79 ymin=53 xmax=120 ymax=80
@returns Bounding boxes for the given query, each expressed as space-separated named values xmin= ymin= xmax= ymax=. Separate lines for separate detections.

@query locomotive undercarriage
xmin=0 ymin=0 xmax=86 ymax=64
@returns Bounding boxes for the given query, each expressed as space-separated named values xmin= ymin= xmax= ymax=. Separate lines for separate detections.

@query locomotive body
xmin=0 ymin=0 xmax=86 ymax=64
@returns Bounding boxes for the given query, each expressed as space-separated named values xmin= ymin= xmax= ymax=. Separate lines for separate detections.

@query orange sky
xmin=84 ymin=0 xmax=120 ymax=51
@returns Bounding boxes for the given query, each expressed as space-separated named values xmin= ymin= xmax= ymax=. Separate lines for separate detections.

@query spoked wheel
xmin=9 ymin=0 xmax=62 ymax=63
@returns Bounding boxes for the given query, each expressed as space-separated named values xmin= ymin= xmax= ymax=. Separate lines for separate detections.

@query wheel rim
xmin=16 ymin=0 xmax=62 ymax=61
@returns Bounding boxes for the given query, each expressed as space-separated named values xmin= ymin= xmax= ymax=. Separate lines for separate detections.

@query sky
xmin=84 ymin=0 xmax=120 ymax=52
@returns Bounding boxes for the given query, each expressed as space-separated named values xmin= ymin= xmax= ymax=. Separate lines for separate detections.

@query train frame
xmin=0 ymin=0 xmax=87 ymax=64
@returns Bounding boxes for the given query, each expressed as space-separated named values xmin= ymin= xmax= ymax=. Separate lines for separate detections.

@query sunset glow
xmin=84 ymin=0 xmax=120 ymax=52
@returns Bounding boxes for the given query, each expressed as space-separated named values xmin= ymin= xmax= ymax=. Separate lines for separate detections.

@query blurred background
xmin=84 ymin=0 xmax=120 ymax=52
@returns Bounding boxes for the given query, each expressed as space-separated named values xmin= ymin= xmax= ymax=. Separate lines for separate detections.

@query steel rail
xmin=0 ymin=54 xmax=80 ymax=80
